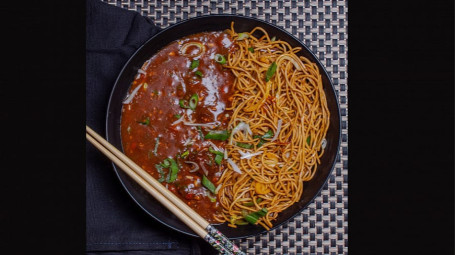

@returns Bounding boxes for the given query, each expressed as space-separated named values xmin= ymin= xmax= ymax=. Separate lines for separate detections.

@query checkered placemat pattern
xmin=102 ymin=0 xmax=348 ymax=254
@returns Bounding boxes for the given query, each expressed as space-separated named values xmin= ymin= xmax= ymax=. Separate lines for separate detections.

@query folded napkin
xmin=86 ymin=1 xmax=217 ymax=254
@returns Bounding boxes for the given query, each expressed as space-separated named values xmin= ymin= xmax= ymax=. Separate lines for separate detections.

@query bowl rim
xmin=105 ymin=14 xmax=342 ymax=239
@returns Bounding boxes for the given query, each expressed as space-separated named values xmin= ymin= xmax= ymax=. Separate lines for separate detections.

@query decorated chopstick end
xmin=204 ymin=234 xmax=233 ymax=254
xmin=205 ymin=225 xmax=245 ymax=255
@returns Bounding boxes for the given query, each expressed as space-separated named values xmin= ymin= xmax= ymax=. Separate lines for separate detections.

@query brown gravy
xmin=120 ymin=31 xmax=235 ymax=222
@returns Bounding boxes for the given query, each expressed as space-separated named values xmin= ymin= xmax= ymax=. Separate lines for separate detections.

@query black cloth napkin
xmin=86 ymin=1 xmax=217 ymax=254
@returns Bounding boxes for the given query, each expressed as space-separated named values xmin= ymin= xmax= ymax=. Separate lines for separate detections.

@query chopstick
xmin=86 ymin=125 xmax=245 ymax=255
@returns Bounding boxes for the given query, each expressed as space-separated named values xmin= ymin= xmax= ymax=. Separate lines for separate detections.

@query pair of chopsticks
xmin=86 ymin=125 xmax=245 ymax=255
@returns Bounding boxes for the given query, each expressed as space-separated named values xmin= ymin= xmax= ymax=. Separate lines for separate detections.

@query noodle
xmin=214 ymin=23 xmax=330 ymax=229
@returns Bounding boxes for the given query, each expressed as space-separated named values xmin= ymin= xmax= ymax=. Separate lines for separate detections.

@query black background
xmin=0 ymin=1 xmax=86 ymax=254
xmin=348 ymin=1 xmax=454 ymax=254
xmin=0 ymin=0 xmax=453 ymax=254
xmin=348 ymin=1 xmax=453 ymax=254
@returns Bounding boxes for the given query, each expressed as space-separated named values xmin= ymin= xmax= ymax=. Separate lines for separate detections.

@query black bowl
xmin=106 ymin=15 xmax=341 ymax=239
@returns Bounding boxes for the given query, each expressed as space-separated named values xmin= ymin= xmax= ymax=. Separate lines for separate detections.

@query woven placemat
xmin=102 ymin=1 xmax=348 ymax=254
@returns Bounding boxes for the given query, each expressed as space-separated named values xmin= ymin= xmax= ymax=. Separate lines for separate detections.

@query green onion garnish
xmin=174 ymin=114 xmax=182 ymax=119
xmin=207 ymin=192 xmax=217 ymax=202
xmin=202 ymin=175 xmax=216 ymax=194
xmin=254 ymin=135 xmax=266 ymax=148
xmin=254 ymin=136 xmax=263 ymax=146
xmin=197 ymin=126 xmax=204 ymax=140
xmin=248 ymin=47 xmax=254 ymax=53
xmin=160 ymin=158 xmax=170 ymax=168
xmin=138 ymin=117 xmax=150 ymax=125
xmin=234 ymin=219 xmax=249 ymax=225
xmin=254 ymin=130 xmax=274 ymax=148
xmin=167 ymin=158 xmax=179 ymax=183
xmin=195 ymin=70 xmax=203 ymax=78
xmin=153 ymin=137 xmax=160 ymax=156
xmin=214 ymin=154 xmax=223 ymax=165
xmin=155 ymin=164 xmax=165 ymax=182
xmin=179 ymin=99 xmax=190 ymax=109
xmin=190 ymin=59 xmax=199 ymax=70
xmin=180 ymin=150 xmax=189 ymax=158
xmin=244 ymin=208 xmax=268 ymax=224
xmin=262 ymin=130 xmax=274 ymax=139
xmin=306 ymin=135 xmax=311 ymax=145
xmin=214 ymin=54 xmax=226 ymax=64
xmin=205 ymin=130 xmax=230 ymax=141
xmin=237 ymin=33 xmax=249 ymax=40
xmin=271 ymin=36 xmax=276 ymax=42
xmin=236 ymin=142 xmax=253 ymax=149
xmin=209 ymin=147 xmax=224 ymax=156
xmin=188 ymin=93 xmax=199 ymax=110
xmin=266 ymin=62 xmax=277 ymax=82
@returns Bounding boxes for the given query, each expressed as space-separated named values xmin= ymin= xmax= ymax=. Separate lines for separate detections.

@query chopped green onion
xmin=180 ymin=150 xmax=189 ymax=158
xmin=167 ymin=158 xmax=179 ymax=183
xmin=214 ymin=154 xmax=223 ymax=165
xmin=153 ymin=137 xmax=160 ymax=156
xmin=190 ymin=59 xmax=199 ymax=70
xmin=244 ymin=198 xmax=263 ymax=206
xmin=174 ymin=114 xmax=182 ymax=119
xmin=214 ymin=54 xmax=226 ymax=64
xmin=262 ymin=130 xmax=274 ymax=139
xmin=234 ymin=219 xmax=249 ymax=225
xmin=202 ymin=175 xmax=216 ymax=194
xmin=306 ymin=135 xmax=311 ymax=145
xmin=180 ymin=94 xmax=199 ymax=110
xmin=179 ymin=99 xmax=190 ymax=109
xmin=195 ymin=70 xmax=203 ymax=78
xmin=271 ymin=36 xmax=276 ymax=42
xmin=236 ymin=142 xmax=253 ymax=149
xmin=248 ymin=47 xmax=254 ymax=53
xmin=241 ymin=210 xmax=249 ymax=217
xmin=205 ymin=130 xmax=230 ymax=141
xmin=155 ymin=164 xmax=165 ymax=182
xmin=209 ymin=147 xmax=224 ymax=156
xmin=244 ymin=208 xmax=268 ymax=224
xmin=237 ymin=32 xmax=249 ymax=40
xmin=257 ymin=140 xmax=266 ymax=148
xmin=160 ymin=158 xmax=170 ymax=168
xmin=254 ymin=135 xmax=265 ymax=148
xmin=207 ymin=193 xmax=217 ymax=202
xmin=254 ymin=130 xmax=274 ymax=148
xmin=266 ymin=62 xmax=277 ymax=82
xmin=197 ymin=126 xmax=204 ymax=140
xmin=188 ymin=93 xmax=199 ymax=110
xmin=138 ymin=117 xmax=150 ymax=125
xmin=245 ymin=214 xmax=259 ymax=224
